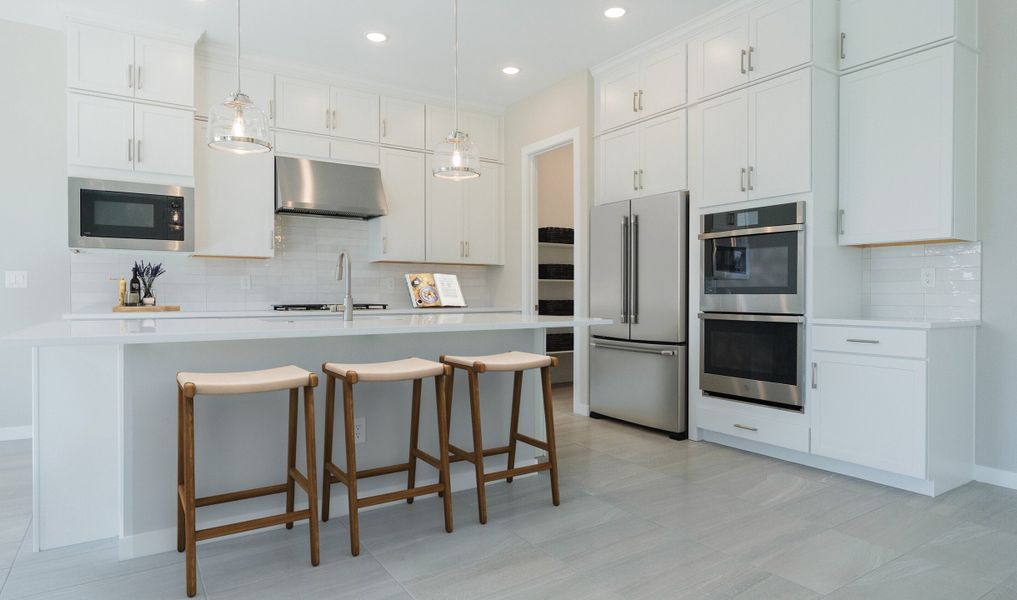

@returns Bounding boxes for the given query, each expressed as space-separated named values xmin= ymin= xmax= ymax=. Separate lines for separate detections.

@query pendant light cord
xmin=453 ymin=0 xmax=459 ymax=133
xmin=235 ymin=0 xmax=242 ymax=94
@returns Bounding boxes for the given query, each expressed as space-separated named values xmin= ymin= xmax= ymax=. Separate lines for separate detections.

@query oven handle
xmin=698 ymin=223 xmax=804 ymax=240
xmin=699 ymin=312 xmax=805 ymax=324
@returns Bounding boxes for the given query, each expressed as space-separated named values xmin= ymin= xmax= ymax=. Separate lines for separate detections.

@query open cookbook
xmin=405 ymin=273 xmax=467 ymax=308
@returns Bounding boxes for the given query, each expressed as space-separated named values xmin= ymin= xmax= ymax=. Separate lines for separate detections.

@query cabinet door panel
xmin=193 ymin=124 xmax=275 ymax=258
xmin=812 ymin=351 xmax=926 ymax=478
xmin=275 ymin=76 xmax=331 ymax=135
xmin=839 ymin=46 xmax=954 ymax=244
xmin=600 ymin=65 xmax=641 ymax=131
xmin=425 ymin=156 xmax=464 ymax=263
xmin=840 ymin=0 xmax=955 ymax=69
xmin=464 ymin=163 xmax=502 ymax=264
xmin=134 ymin=36 xmax=193 ymax=106
xmin=598 ymin=127 xmax=641 ymax=205
xmin=748 ymin=70 xmax=810 ymax=200
xmin=333 ymin=88 xmax=380 ymax=143
xmin=273 ymin=131 xmax=331 ymax=160
xmin=689 ymin=15 xmax=749 ymax=100
xmin=195 ymin=62 xmax=274 ymax=122
xmin=749 ymin=0 xmax=812 ymax=80
xmin=381 ymin=97 xmax=425 ymax=149
xmin=67 ymin=94 xmax=135 ymax=171
xmin=639 ymin=110 xmax=687 ymax=197
xmin=66 ymin=23 xmax=134 ymax=97
xmin=134 ymin=104 xmax=194 ymax=178
xmin=695 ymin=91 xmax=748 ymax=207
xmin=640 ymin=44 xmax=687 ymax=116
xmin=378 ymin=149 xmax=425 ymax=261
xmin=465 ymin=111 xmax=502 ymax=161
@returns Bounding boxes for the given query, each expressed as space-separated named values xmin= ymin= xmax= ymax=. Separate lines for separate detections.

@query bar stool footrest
xmin=359 ymin=483 xmax=444 ymax=508
xmin=192 ymin=483 xmax=290 ymax=508
xmin=448 ymin=444 xmax=511 ymax=464
xmin=484 ymin=462 xmax=550 ymax=483
xmin=513 ymin=433 xmax=549 ymax=452
xmin=196 ymin=509 xmax=311 ymax=541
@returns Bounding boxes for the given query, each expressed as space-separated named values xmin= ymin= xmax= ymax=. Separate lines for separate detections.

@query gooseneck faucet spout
xmin=336 ymin=250 xmax=353 ymax=322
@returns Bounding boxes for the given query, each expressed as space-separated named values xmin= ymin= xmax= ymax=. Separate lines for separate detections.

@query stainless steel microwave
xmin=68 ymin=178 xmax=194 ymax=252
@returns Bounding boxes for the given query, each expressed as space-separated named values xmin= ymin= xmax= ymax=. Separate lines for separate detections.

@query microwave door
xmin=629 ymin=192 xmax=687 ymax=344
xmin=590 ymin=200 xmax=631 ymax=340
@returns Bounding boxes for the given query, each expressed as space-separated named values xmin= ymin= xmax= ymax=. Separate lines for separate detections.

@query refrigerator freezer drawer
xmin=589 ymin=340 xmax=686 ymax=434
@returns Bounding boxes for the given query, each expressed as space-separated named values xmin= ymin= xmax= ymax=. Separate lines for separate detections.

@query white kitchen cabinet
xmin=425 ymin=158 xmax=465 ymax=263
xmin=133 ymin=103 xmax=193 ymax=178
xmin=425 ymin=106 xmax=502 ymax=161
xmin=275 ymin=76 xmax=332 ymax=135
xmin=370 ymin=148 xmax=426 ymax=262
xmin=425 ymin=159 xmax=503 ymax=264
xmin=597 ymin=110 xmax=687 ymax=206
xmin=839 ymin=44 xmax=977 ymax=245
xmin=381 ymin=97 xmax=425 ymax=149
xmin=839 ymin=0 xmax=976 ymax=70
xmin=596 ymin=42 xmax=687 ymax=133
xmin=274 ymin=131 xmax=379 ymax=165
xmin=195 ymin=61 xmax=275 ymax=121
xmin=193 ymin=124 xmax=275 ymax=258
xmin=332 ymin=88 xmax=380 ymax=143
xmin=66 ymin=21 xmax=194 ymax=107
xmin=691 ymin=69 xmax=810 ymax=208
xmin=688 ymin=0 xmax=812 ymax=101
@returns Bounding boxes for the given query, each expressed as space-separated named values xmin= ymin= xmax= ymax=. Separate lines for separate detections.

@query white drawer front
xmin=697 ymin=397 xmax=810 ymax=453
xmin=812 ymin=326 xmax=927 ymax=359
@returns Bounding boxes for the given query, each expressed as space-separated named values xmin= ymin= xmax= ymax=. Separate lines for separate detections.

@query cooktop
xmin=272 ymin=303 xmax=389 ymax=311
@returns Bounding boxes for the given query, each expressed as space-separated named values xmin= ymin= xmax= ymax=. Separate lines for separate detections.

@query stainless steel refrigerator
xmin=589 ymin=191 xmax=687 ymax=438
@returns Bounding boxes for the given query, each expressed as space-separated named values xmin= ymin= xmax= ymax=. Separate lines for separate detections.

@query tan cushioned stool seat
xmin=442 ymin=351 xmax=553 ymax=372
xmin=323 ymin=357 xmax=444 ymax=382
xmin=177 ymin=365 xmax=314 ymax=395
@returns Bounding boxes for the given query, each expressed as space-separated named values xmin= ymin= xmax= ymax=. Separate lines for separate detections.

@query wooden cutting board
xmin=112 ymin=305 xmax=181 ymax=313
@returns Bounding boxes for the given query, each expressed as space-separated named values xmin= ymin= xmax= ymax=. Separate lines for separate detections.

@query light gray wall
xmin=0 ymin=20 xmax=68 ymax=434
xmin=976 ymin=0 xmax=1017 ymax=473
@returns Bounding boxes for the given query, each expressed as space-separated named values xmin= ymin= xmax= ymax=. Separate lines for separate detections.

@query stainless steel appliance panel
xmin=630 ymin=192 xmax=687 ymax=344
xmin=589 ymin=199 xmax=632 ymax=340
xmin=590 ymin=339 xmax=686 ymax=433
xmin=68 ymin=177 xmax=194 ymax=252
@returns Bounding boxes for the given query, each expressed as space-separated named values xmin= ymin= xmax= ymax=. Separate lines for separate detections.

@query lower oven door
xmin=699 ymin=313 xmax=805 ymax=409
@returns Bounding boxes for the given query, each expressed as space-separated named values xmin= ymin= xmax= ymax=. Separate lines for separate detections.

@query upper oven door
xmin=69 ymin=178 xmax=194 ymax=252
xmin=700 ymin=224 xmax=804 ymax=314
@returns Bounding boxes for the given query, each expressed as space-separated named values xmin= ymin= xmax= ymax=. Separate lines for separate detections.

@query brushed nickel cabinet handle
xmin=748 ymin=46 xmax=755 ymax=72
xmin=846 ymin=338 xmax=880 ymax=344
xmin=326 ymin=108 xmax=331 ymax=129
xmin=632 ymin=91 xmax=638 ymax=112
xmin=269 ymin=99 xmax=275 ymax=120
xmin=633 ymin=170 xmax=638 ymax=191
xmin=638 ymin=90 xmax=644 ymax=111
xmin=127 ymin=138 xmax=133 ymax=162
xmin=332 ymin=109 xmax=337 ymax=130
xmin=382 ymin=119 xmax=387 ymax=138
xmin=740 ymin=167 xmax=747 ymax=192
xmin=811 ymin=362 xmax=818 ymax=389
xmin=638 ymin=169 xmax=644 ymax=190
xmin=466 ymin=241 xmax=470 ymax=257
xmin=136 ymin=139 xmax=142 ymax=163
xmin=734 ymin=423 xmax=758 ymax=432
xmin=382 ymin=236 xmax=388 ymax=254
xmin=840 ymin=33 xmax=847 ymax=60
xmin=747 ymin=166 xmax=754 ymax=191
xmin=740 ymin=49 xmax=747 ymax=74
xmin=127 ymin=64 xmax=133 ymax=88
xmin=838 ymin=209 xmax=845 ymax=235
xmin=136 ymin=65 xmax=142 ymax=90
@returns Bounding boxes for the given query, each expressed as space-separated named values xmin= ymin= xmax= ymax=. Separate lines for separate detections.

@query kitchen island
xmin=7 ymin=312 xmax=606 ymax=558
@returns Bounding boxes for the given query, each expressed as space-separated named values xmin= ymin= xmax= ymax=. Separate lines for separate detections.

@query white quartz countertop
xmin=62 ymin=306 xmax=518 ymax=321
xmin=7 ymin=313 xmax=608 ymax=346
xmin=810 ymin=317 xmax=981 ymax=330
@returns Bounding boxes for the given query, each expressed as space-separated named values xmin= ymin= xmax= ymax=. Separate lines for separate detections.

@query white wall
xmin=536 ymin=145 xmax=575 ymax=229
xmin=0 ymin=20 xmax=68 ymax=437
xmin=976 ymin=0 xmax=1017 ymax=474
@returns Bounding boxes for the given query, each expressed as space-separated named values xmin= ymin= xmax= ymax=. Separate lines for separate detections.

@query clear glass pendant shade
xmin=433 ymin=130 xmax=479 ymax=180
xmin=207 ymin=92 xmax=272 ymax=154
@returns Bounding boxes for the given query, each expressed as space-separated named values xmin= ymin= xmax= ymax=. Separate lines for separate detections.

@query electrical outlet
xmin=921 ymin=267 xmax=936 ymax=289
xmin=239 ymin=275 xmax=252 ymax=290
xmin=381 ymin=277 xmax=395 ymax=292
xmin=4 ymin=271 xmax=28 ymax=289
xmin=354 ymin=417 xmax=366 ymax=444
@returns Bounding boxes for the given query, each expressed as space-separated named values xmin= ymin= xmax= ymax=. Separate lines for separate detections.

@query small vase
xmin=142 ymin=290 xmax=156 ymax=306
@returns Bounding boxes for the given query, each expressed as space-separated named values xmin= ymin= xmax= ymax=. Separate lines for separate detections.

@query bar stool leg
xmin=435 ymin=370 xmax=454 ymax=533
xmin=406 ymin=379 xmax=422 ymax=504
xmin=321 ymin=375 xmax=335 ymax=522
xmin=176 ymin=386 xmax=185 ymax=553
xmin=467 ymin=370 xmax=488 ymax=524
xmin=303 ymin=384 xmax=321 ymax=566
xmin=285 ymin=388 xmax=298 ymax=529
xmin=183 ymin=391 xmax=197 ymax=598
xmin=439 ymin=369 xmax=455 ymax=500
xmin=342 ymin=379 xmax=361 ymax=556
xmin=506 ymin=371 xmax=523 ymax=483
xmin=540 ymin=366 xmax=561 ymax=507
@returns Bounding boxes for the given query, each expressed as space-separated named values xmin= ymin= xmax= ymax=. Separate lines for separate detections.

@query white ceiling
xmin=0 ymin=0 xmax=727 ymax=109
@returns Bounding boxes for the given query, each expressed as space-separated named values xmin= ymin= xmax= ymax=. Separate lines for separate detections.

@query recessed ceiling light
xmin=502 ymin=66 xmax=521 ymax=75
xmin=604 ymin=7 xmax=626 ymax=18
xmin=365 ymin=32 xmax=388 ymax=43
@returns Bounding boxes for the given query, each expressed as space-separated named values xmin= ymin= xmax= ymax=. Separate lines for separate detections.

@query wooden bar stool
xmin=176 ymin=365 xmax=320 ymax=598
xmin=440 ymin=351 xmax=561 ymax=524
xmin=320 ymin=358 xmax=453 ymax=556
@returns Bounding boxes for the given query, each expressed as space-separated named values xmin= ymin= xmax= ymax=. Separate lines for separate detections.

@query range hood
xmin=274 ymin=156 xmax=388 ymax=219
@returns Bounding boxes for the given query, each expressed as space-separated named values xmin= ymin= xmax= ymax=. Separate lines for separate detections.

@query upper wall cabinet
xmin=194 ymin=61 xmax=274 ymax=122
xmin=839 ymin=0 xmax=977 ymax=71
xmin=369 ymin=148 xmax=427 ymax=262
xmin=426 ymin=106 xmax=502 ymax=161
xmin=426 ymin=159 xmax=503 ymax=265
xmin=597 ymin=43 xmax=687 ymax=133
xmin=688 ymin=0 xmax=813 ymax=101
xmin=66 ymin=22 xmax=194 ymax=107
xmin=274 ymin=131 xmax=380 ymax=166
xmin=275 ymin=76 xmax=380 ymax=143
xmin=597 ymin=109 xmax=687 ymax=206
xmin=380 ymin=97 xmax=426 ymax=149
xmin=839 ymin=44 xmax=977 ymax=246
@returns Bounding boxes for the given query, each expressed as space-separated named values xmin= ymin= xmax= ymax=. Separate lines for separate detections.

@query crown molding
xmin=62 ymin=7 xmax=203 ymax=45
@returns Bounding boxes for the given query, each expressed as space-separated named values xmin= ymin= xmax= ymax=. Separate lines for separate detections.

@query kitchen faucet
xmin=335 ymin=250 xmax=353 ymax=322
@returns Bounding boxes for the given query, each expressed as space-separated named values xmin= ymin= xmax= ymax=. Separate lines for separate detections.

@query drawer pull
xmin=733 ymin=423 xmax=758 ymax=432
xmin=846 ymin=338 xmax=880 ymax=344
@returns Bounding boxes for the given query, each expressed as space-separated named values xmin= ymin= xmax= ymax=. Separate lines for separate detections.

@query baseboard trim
xmin=974 ymin=464 xmax=1017 ymax=491
xmin=0 ymin=426 xmax=32 ymax=441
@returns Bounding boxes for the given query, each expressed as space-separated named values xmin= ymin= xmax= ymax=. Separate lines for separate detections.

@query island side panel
xmin=121 ymin=329 xmax=543 ymax=558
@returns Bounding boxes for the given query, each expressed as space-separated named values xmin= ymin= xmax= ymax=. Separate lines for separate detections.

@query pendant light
xmin=432 ymin=0 xmax=480 ymax=180
xmin=206 ymin=0 xmax=272 ymax=154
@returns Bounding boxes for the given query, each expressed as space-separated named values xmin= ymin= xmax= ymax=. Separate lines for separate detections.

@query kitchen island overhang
xmin=9 ymin=312 xmax=607 ymax=558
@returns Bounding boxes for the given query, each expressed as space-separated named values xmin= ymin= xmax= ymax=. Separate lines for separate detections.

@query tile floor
xmin=2 ymin=387 xmax=1017 ymax=599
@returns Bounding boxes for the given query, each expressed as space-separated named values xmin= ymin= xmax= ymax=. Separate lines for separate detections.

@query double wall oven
xmin=699 ymin=202 xmax=806 ymax=410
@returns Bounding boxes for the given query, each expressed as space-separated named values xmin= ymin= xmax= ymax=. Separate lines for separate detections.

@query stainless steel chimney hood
xmin=274 ymin=156 xmax=388 ymax=219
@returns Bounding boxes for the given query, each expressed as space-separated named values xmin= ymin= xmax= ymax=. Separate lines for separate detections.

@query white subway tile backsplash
xmin=70 ymin=215 xmax=497 ymax=313
xmin=861 ymin=242 xmax=981 ymax=321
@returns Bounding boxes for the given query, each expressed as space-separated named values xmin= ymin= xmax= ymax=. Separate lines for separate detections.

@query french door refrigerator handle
xmin=621 ymin=216 xmax=629 ymax=324
xmin=631 ymin=214 xmax=639 ymax=324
